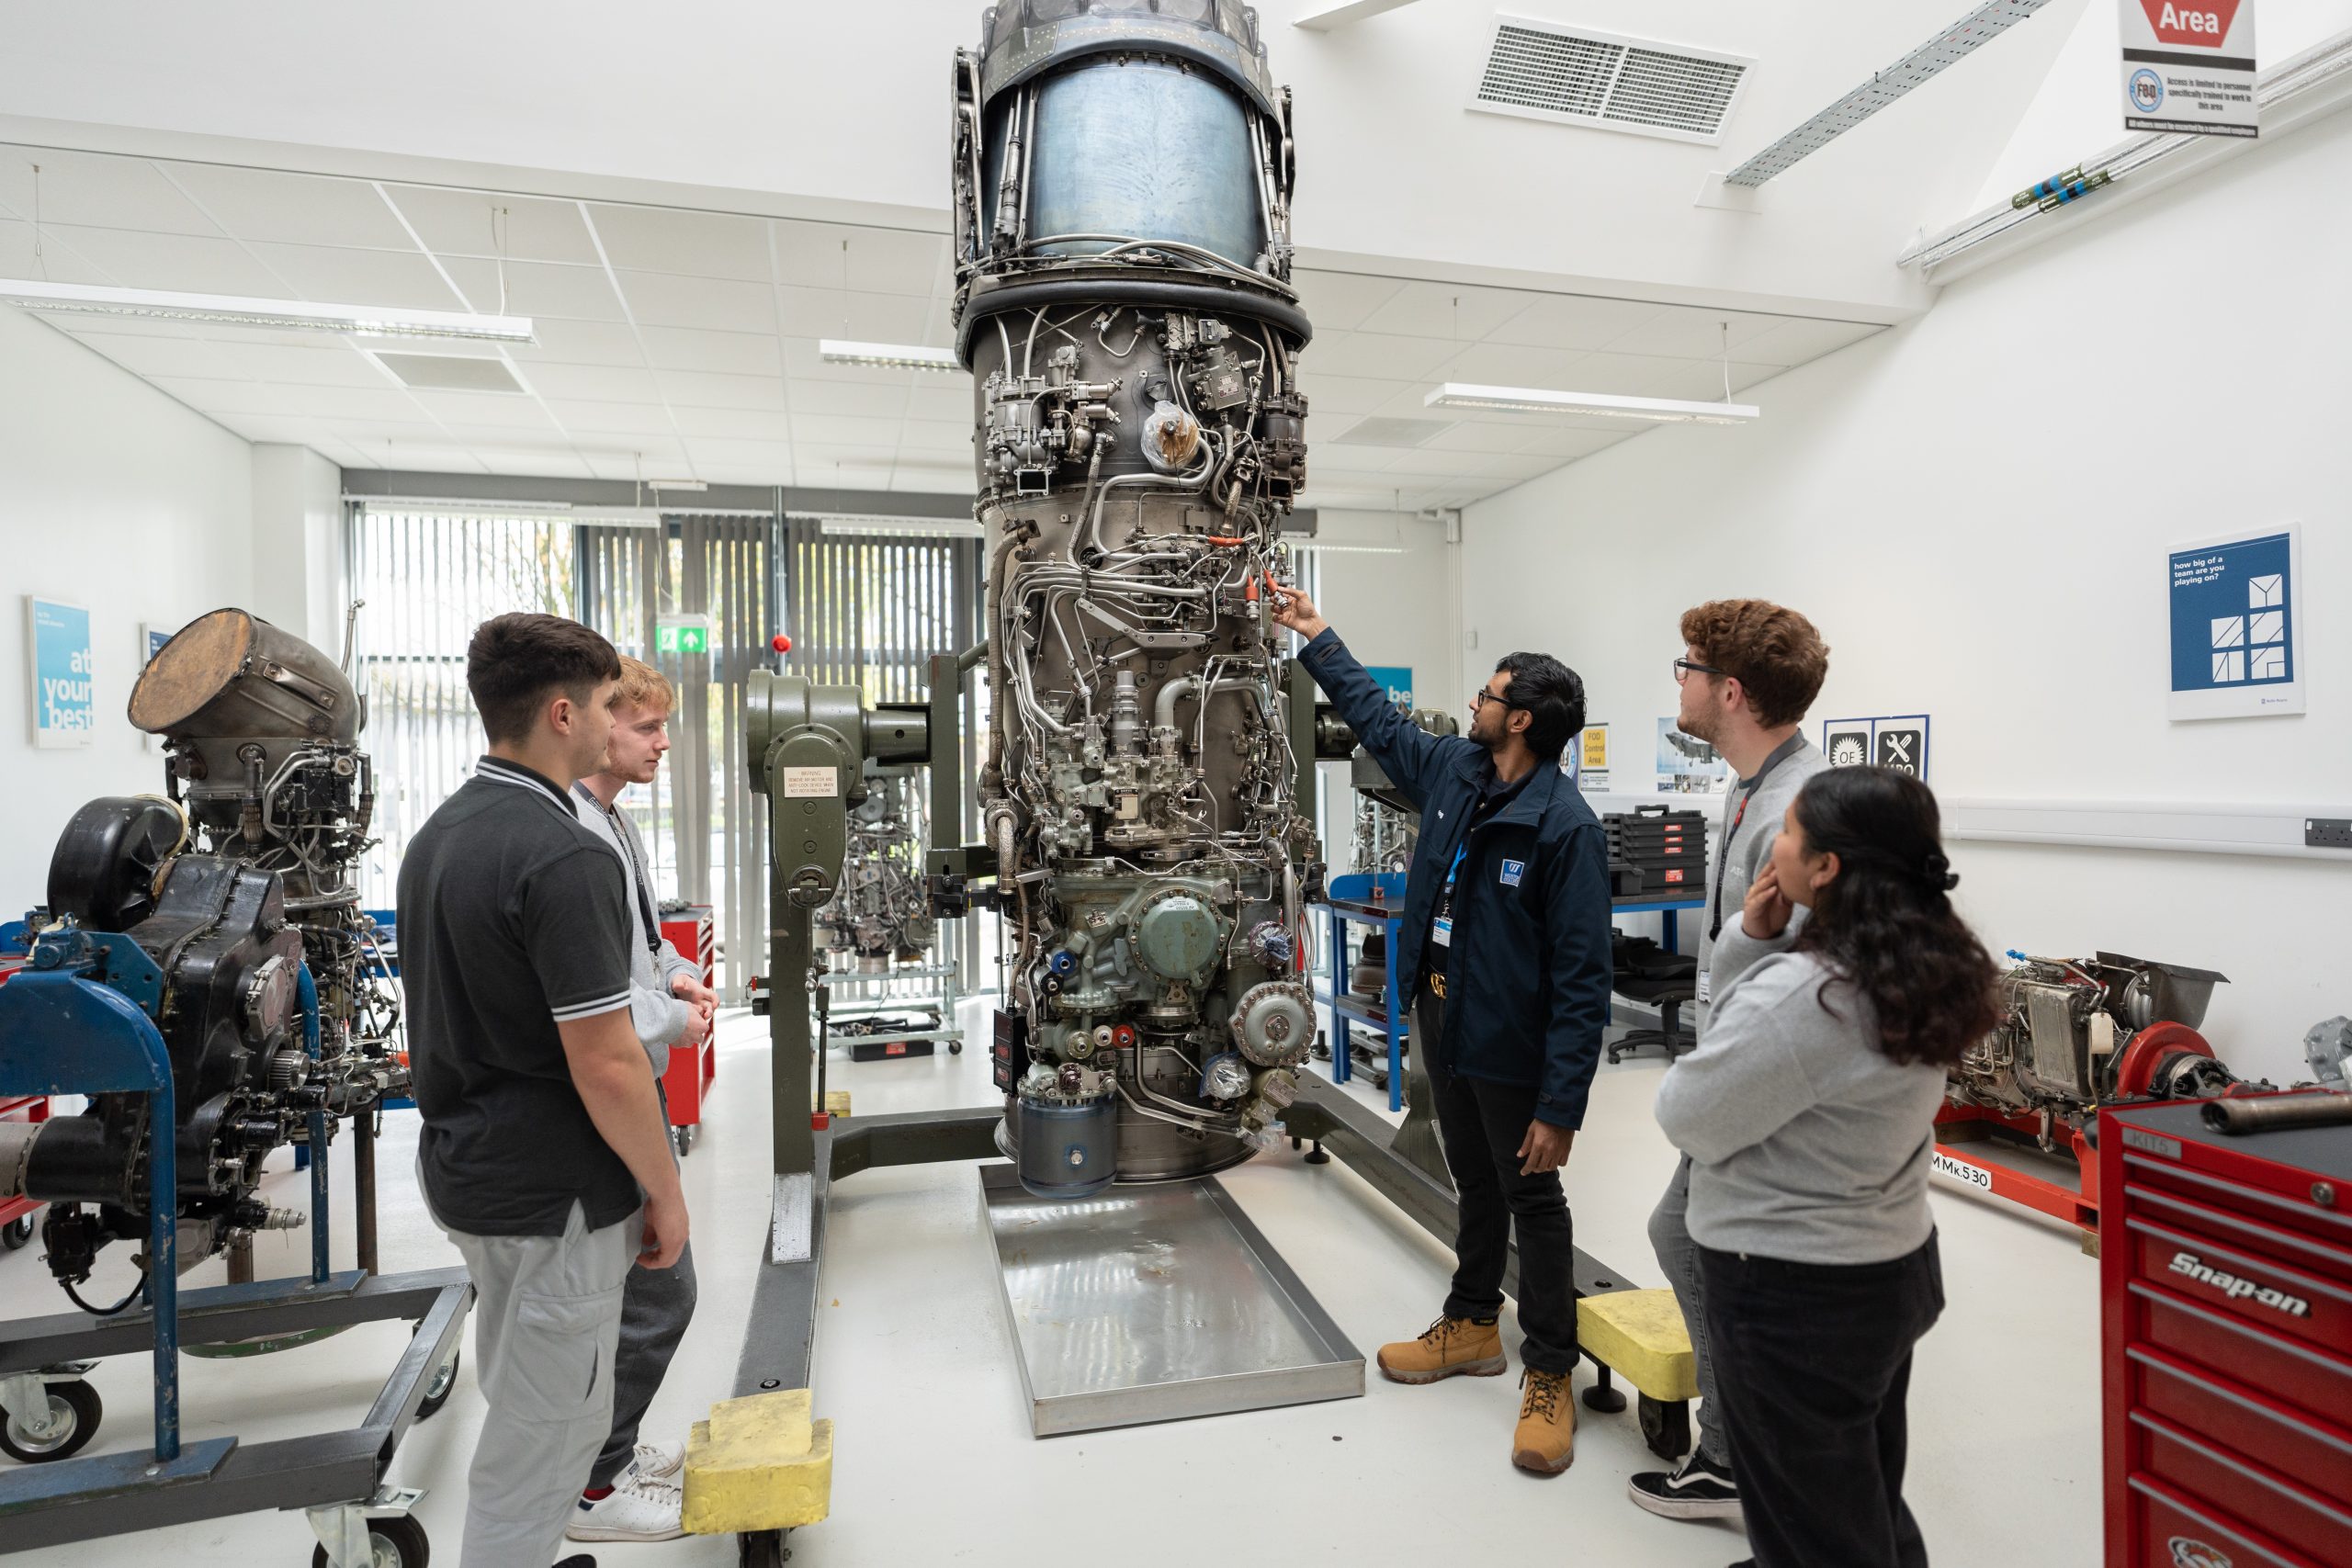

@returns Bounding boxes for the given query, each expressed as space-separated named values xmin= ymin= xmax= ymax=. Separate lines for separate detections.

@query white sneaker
xmin=630 ymin=1438 xmax=686 ymax=1481
xmin=567 ymin=1473 xmax=684 ymax=1542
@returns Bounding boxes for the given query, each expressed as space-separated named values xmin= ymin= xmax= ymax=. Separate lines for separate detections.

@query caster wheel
xmin=311 ymin=1513 xmax=430 ymax=1568
xmin=1638 ymin=1393 xmax=1691 ymax=1463
xmin=416 ymin=1348 xmax=460 ymax=1421
xmin=949 ymin=1041 xmax=963 ymax=1055
xmin=2 ymin=1214 xmax=33 ymax=1249
xmin=672 ymin=1126 xmax=694 ymax=1157
xmin=740 ymin=1528 xmax=786 ymax=1568
xmin=0 ymin=1379 xmax=101 ymax=1463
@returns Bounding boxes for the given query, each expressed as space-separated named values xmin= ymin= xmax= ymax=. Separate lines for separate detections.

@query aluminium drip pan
xmin=978 ymin=1162 xmax=1364 ymax=1436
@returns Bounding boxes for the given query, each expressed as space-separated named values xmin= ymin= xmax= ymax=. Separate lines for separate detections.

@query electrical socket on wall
xmin=2307 ymin=818 xmax=2352 ymax=850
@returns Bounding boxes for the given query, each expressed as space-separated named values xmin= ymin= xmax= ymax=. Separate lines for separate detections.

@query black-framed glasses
xmin=1470 ymin=687 xmax=1515 ymax=712
xmin=1672 ymin=657 xmax=1726 ymax=684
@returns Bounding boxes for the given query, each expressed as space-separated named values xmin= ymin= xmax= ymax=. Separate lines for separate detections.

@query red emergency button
xmin=772 ymin=634 xmax=793 ymax=653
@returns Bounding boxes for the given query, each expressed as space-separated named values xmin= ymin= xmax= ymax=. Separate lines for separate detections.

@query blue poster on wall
xmin=1364 ymin=666 xmax=1414 ymax=710
xmin=27 ymin=596 xmax=96 ymax=748
xmin=2167 ymin=526 xmax=2304 ymax=720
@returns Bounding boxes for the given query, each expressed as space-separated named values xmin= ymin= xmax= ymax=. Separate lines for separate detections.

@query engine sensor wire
xmin=64 ymin=1261 xmax=151 ymax=1317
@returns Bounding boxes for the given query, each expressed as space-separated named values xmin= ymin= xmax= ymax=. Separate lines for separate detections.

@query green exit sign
xmin=655 ymin=616 xmax=712 ymax=655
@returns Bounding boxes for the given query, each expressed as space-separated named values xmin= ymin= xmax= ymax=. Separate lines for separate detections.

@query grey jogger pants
xmin=1647 ymin=1153 xmax=1731 ymax=1468
xmin=435 ymin=1191 xmax=640 ymax=1567
xmin=588 ymin=1235 xmax=697 ymax=1488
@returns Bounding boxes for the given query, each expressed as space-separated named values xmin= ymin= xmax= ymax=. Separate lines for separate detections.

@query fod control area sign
xmin=2122 ymin=0 xmax=2257 ymax=137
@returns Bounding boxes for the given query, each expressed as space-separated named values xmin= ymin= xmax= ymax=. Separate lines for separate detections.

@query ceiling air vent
xmin=373 ymin=353 xmax=525 ymax=394
xmin=1471 ymin=16 xmax=1753 ymax=146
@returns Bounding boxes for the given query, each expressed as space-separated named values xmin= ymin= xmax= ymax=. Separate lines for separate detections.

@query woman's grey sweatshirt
xmin=571 ymin=783 xmax=699 ymax=1072
xmin=1654 ymin=922 xmax=1946 ymax=1265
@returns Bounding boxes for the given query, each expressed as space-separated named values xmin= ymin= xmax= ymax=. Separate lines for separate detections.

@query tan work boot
xmin=1511 ymin=1367 xmax=1576 ymax=1474
xmin=1375 ymin=1314 xmax=1507 ymax=1384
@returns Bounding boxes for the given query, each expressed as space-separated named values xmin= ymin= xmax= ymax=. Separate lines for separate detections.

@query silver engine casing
xmin=955 ymin=2 xmax=1316 ymax=1193
xmin=819 ymin=762 xmax=941 ymax=973
xmin=1948 ymin=951 xmax=2234 ymax=1128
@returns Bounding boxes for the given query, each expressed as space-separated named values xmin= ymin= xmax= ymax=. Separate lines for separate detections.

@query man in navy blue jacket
xmin=1275 ymin=587 xmax=1611 ymax=1476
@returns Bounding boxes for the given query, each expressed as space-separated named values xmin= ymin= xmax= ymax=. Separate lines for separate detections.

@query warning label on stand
xmin=2121 ymin=0 xmax=2257 ymax=137
xmin=783 ymin=765 xmax=838 ymax=798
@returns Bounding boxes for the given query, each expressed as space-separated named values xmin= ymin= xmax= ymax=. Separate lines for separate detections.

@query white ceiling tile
xmin=63 ymin=330 xmax=244 ymax=380
xmin=1420 ymin=421 xmax=1540 ymax=455
xmin=231 ymin=342 xmax=401 ymax=387
xmin=161 ymin=164 xmax=416 ymax=251
xmin=771 ymin=285 xmax=929 ymax=343
xmin=770 ymin=222 xmax=948 ymax=297
xmin=1306 ymin=331 xmax=1463 ymax=381
xmin=0 ymin=220 xmax=110 ymax=283
xmin=511 ymin=317 xmax=645 ymax=366
xmin=37 ymin=224 xmax=288 ymax=294
xmin=1601 ymin=307 xmax=1785 ymax=360
xmin=636 ymin=324 xmax=779 ymax=377
xmin=698 ymin=465 xmax=794 ymax=487
xmin=1657 ymin=359 xmax=1783 ymax=402
xmin=899 ymin=420 xmax=973 ymax=454
xmin=518 ymin=361 xmax=664 ymax=403
xmin=791 ymin=412 xmax=906 ymax=447
xmin=1737 ymin=317 xmax=1884 ymax=367
xmin=1513 ymin=425 xmax=1638 ymax=458
xmin=541 ymin=400 xmax=680 ymax=436
xmin=1352 ymin=283 xmax=1541 ymax=342
xmin=1378 ymin=448 xmax=1487 ymax=478
xmin=1292 ymin=271 xmax=1408 ymax=333
xmin=584 ymin=453 xmax=653 ymax=481
xmin=473 ymin=449 xmax=598 ymax=479
xmin=683 ymin=438 xmax=797 ymax=469
xmin=616 ymin=272 xmax=775 ymax=333
xmin=669 ymin=406 xmax=790 ymax=441
xmin=787 ymin=379 xmax=911 ymax=420
xmin=147 ymin=377 xmax=426 ymax=421
xmin=0 ymin=149 xmax=220 ymax=235
xmin=309 ymin=417 xmax=465 ymax=446
xmin=243 ymin=242 xmax=469 ymax=310
xmin=1424 ymin=342 xmax=1594 ymax=386
xmin=903 ymin=383 xmax=974 ymax=423
xmin=386 ymin=187 xmax=600 ymax=265
xmin=1552 ymin=351 xmax=1697 ymax=399
xmin=405 ymin=390 xmax=555 ymax=427
xmin=443 ymin=258 xmax=627 ymax=321
xmin=203 ymin=413 xmax=326 ymax=445
xmin=1492 ymin=294 xmax=1663 ymax=351
xmin=657 ymin=369 xmax=786 ymax=410
xmin=779 ymin=338 xmax=922 ymax=386
xmin=1294 ymin=374 xmax=1414 ymax=416
xmin=587 ymin=204 xmax=771 ymax=282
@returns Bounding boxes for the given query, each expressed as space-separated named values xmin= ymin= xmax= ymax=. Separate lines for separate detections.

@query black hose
xmin=63 ymin=1263 xmax=149 ymax=1316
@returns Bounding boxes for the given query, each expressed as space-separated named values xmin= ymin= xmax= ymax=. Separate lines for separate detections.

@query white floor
xmin=1 ymin=1003 xmax=2101 ymax=1567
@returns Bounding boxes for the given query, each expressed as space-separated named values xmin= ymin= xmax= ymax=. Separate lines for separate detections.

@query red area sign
xmin=2140 ymin=0 xmax=2243 ymax=47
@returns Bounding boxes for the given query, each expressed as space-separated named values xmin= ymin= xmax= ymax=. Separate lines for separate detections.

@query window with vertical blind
xmin=349 ymin=502 xmax=983 ymax=1000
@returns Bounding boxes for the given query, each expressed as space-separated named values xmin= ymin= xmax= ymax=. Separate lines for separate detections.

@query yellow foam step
xmin=681 ymin=1388 xmax=833 ymax=1534
xmin=1577 ymin=1288 xmax=1698 ymax=1403
xmin=819 ymin=1089 xmax=851 ymax=1117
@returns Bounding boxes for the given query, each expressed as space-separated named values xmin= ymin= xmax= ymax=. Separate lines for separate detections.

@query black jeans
xmin=1418 ymin=995 xmax=1578 ymax=1375
xmin=1698 ymin=1232 xmax=1945 ymax=1568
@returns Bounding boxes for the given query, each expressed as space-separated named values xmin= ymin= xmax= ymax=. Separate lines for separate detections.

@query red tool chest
xmin=658 ymin=907 xmax=717 ymax=1151
xmin=2101 ymin=1097 xmax=2352 ymax=1568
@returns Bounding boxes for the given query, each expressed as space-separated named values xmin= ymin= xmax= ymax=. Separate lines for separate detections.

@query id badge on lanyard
xmin=1432 ymin=842 xmax=1466 ymax=947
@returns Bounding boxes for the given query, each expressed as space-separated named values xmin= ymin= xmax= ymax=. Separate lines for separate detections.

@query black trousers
xmin=1417 ymin=994 xmax=1579 ymax=1375
xmin=1698 ymin=1232 xmax=1944 ymax=1568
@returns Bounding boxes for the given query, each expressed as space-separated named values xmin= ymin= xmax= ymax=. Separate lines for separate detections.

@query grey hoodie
xmin=1691 ymin=733 xmax=1828 ymax=1036
xmin=1656 ymin=922 xmax=1947 ymax=1265
xmin=571 ymin=782 xmax=701 ymax=1073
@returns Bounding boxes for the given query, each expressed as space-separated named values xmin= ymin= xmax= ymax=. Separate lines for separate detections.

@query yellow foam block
xmin=681 ymin=1389 xmax=833 ymax=1534
xmin=820 ymin=1089 xmax=852 ymax=1117
xmin=1577 ymin=1288 xmax=1698 ymax=1403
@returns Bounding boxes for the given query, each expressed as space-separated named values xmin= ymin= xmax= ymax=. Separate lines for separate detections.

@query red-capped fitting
xmin=1111 ymin=1024 xmax=1137 ymax=1049
xmin=772 ymin=634 xmax=793 ymax=653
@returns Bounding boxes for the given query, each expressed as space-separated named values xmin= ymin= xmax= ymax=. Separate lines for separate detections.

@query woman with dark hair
xmin=1654 ymin=765 xmax=1998 ymax=1568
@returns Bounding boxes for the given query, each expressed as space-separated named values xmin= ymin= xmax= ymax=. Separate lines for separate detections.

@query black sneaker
xmin=1627 ymin=1449 xmax=1742 ymax=1521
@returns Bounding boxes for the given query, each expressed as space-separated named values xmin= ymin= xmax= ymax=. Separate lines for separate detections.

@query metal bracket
xmin=0 ymin=1372 xmax=65 ymax=1440
xmin=306 ymin=1483 xmax=423 ymax=1568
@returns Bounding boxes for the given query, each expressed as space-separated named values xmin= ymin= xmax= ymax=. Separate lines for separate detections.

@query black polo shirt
xmin=397 ymin=754 xmax=639 ymax=1236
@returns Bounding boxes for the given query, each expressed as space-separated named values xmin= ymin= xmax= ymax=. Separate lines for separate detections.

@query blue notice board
xmin=1364 ymin=665 xmax=1415 ymax=710
xmin=2168 ymin=526 xmax=2303 ymax=720
xmin=27 ymin=596 xmax=95 ymax=749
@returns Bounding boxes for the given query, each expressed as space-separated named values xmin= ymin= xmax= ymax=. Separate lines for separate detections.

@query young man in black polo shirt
xmin=399 ymin=613 xmax=689 ymax=1568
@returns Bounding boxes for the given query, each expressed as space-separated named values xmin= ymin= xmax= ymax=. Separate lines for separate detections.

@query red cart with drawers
xmin=2101 ymin=1096 xmax=2352 ymax=1568
xmin=0 ymin=954 xmax=46 ymax=1247
xmin=658 ymin=906 xmax=717 ymax=1156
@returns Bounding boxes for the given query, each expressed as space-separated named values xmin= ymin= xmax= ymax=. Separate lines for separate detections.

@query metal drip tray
xmin=979 ymin=1162 xmax=1364 ymax=1436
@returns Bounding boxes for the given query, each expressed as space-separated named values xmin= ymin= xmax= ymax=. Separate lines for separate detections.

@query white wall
xmin=0 ymin=309 xmax=257 ymax=898
xmin=250 ymin=442 xmax=345 ymax=649
xmin=1461 ymin=107 xmax=2352 ymax=1083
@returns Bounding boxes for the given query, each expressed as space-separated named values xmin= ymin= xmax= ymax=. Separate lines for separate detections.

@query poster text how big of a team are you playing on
xmin=2168 ymin=525 xmax=2302 ymax=720
xmin=2122 ymin=0 xmax=2256 ymax=137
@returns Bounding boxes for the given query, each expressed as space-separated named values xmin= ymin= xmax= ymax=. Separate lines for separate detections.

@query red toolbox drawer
xmin=2130 ymin=1343 xmax=2352 ymax=1508
xmin=2127 ymin=1178 xmax=2352 ymax=1290
xmin=2134 ymin=1411 xmax=2352 ymax=1567
xmin=2120 ymin=1216 xmax=2352 ymax=1357
xmin=2126 ymin=1473 xmax=2319 ymax=1568
xmin=2132 ymin=1280 xmax=2352 ymax=1432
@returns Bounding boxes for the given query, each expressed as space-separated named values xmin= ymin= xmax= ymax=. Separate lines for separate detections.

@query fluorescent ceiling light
xmin=820 ymin=339 xmax=963 ymax=372
xmin=1426 ymin=383 xmax=1758 ymax=424
xmin=0 ymin=278 xmax=534 ymax=344
xmin=646 ymin=479 xmax=707 ymax=492
xmin=818 ymin=515 xmax=982 ymax=538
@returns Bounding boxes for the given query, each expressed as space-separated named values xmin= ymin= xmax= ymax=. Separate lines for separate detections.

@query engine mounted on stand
xmin=952 ymin=0 xmax=1326 ymax=1198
